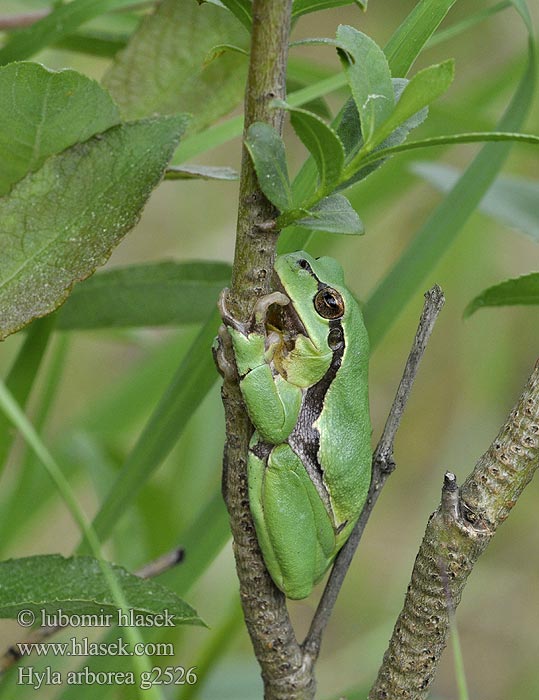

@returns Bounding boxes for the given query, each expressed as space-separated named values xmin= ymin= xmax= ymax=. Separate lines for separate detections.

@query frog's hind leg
xmin=248 ymin=442 xmax=335 ymax=600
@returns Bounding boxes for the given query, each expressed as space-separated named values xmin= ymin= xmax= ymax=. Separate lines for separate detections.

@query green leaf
xmin=220 ymin=0 xmax=252 ymax=30
xmin=292 ymin=0 xmax=367 ymax=20
xmin=54 ymin=28 xmax=130 ymax=58
xmin=245 ymin=122 xmax=293 ymax=211
xmin=0 ymin=62 xmax=120 ymax=196
xmin=165 ymin=164 xmax=239 ymax=181
xmin=412 ymin=163 xmax=539 ymax=242
xmin=292 ymin=194 xmax=364 ymax=235
xmin=0 ymin=115 xmax=188 ymax=341
xmin=56 ymin=261 xmax=232 ymax=330
xmin=0 ymin=554 xmax=202 ymax=625
xmin=337 ymin=78 xmax=430 ymax=190
xmin=336 ymin=25 xmax=395 ymax=144
xmin=356 ymin=132 xmax=539 ymax=172
xmin=0 ymin=0 xmax=138 ymax=64
xmin=279 ymin=103 xmax=345 ymax=200
xmin=367 ymin=60 xmax=455 ymax=150
xmin=465 ymin=273 xmax=539 ymax=317
xmin=384 ymin=0 xmax=459 ymax=77
xmin=103 ymin=0 xmax=248 ymax=132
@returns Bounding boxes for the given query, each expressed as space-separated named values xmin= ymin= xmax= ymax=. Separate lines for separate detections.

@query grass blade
xmin=0 ymin=316 xmax=55 ymax=472
xmin=384 ymin=0 xmax=459 ymax=77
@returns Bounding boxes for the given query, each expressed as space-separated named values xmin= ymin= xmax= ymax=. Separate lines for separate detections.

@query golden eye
xmin=314 ymin=287 xmax=345 ymax=320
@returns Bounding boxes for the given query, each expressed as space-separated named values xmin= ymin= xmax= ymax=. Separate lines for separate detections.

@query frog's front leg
xmin=218 ymin=288 xmax=302 ymax=444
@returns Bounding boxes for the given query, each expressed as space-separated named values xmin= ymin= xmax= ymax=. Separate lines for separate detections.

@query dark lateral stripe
xmin=288 ymin=316 xmax=344 ymax=516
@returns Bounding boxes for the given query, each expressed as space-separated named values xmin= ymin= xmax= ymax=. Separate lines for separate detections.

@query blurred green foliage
xmin=0 ymin=1 xmax=538 ymax=699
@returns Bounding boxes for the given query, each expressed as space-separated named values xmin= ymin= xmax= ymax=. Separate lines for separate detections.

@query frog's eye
xmin=314 ymin=287 xmax=345 ymax=320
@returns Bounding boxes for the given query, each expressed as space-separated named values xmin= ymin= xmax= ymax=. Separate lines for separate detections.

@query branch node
xmin=373 ymin=451 xmax=396 ymax=476
xmin=255 ymin=219 xmax=277 ymax=232
xmin=441 ymin=471 xmax=460 ymax=522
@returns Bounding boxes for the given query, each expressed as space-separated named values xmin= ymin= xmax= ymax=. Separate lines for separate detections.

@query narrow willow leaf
xmin=278 ymin=102 xmax=345 ymax=200
xmin=357 ymin=131 xmax=539 ymax=172
xmin=337 ymin=78 xmax=429 ymax=190
xmin=56 ymin=261 xmax=232 ymax=330
xmin=367 ymin=60 xmax=455 ymax=150
xmin=54 ymin=29 xmax=130 ymax=58
xmin=103 ymin=0 xmax=248 ymax=132
xmin=293 ymin=194 xmax=364 ymax=235
xmin=0 ymin=0 xmax=137 ymax=64
xmin=465 ymin=274 xmax=539 ymax=317
xmin=165 ymin=165 xmax=239 ymax=181
xmin=0 ymin=555 xmax=202 ymax=625
xmin=219 ymin=0 xmax=252 ymax=30
xmin=292 ymin=0 xmax=366 ymax=19
xmin=336 ymin=25 xmax=395 ymax=144
xmin=412 ymin=162 xmax=539 ymax=242
xmin=0 ymin=116 xmax=188 ymax=341
xmin=245 ymin=122 xmax=293 ymax=211
xmin=384 ymin=0 xmax=459 ymax=77
xmin=0 ymin=62 xmax=120 ymax=196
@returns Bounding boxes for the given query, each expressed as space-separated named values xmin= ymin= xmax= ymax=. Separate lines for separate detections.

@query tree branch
xmin=369 ymin=359 xmax=539 ymax=699
xmin=218 ymin=2 xmax=312 ymax=699
xmin=304 ymin=285 xmax=445 ymax=659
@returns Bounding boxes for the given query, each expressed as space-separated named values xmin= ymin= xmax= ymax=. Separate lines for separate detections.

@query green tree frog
xmin=218 ymin=251 xmax=371 ymax=599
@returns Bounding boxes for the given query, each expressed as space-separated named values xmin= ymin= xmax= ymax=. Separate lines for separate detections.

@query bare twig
xmin=0 ymin=546 xmax=185 ymax=675
xmin=135 ymin=546 xmax=184 ymax=579
xmin=304 ymin=285 xmax=445 ymax=659
xmin=369 ymin=360 xmax=539 ymax=699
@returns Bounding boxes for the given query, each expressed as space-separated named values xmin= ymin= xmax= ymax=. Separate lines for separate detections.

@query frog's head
xmin=271 ymin=250 xmax=363 ymax=386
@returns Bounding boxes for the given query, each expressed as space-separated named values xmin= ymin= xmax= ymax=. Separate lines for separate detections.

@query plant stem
xmin=220 ymin=2 xmax=315 ymax=699
xmin=369 ymin=361 xmax=539 ymax=699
